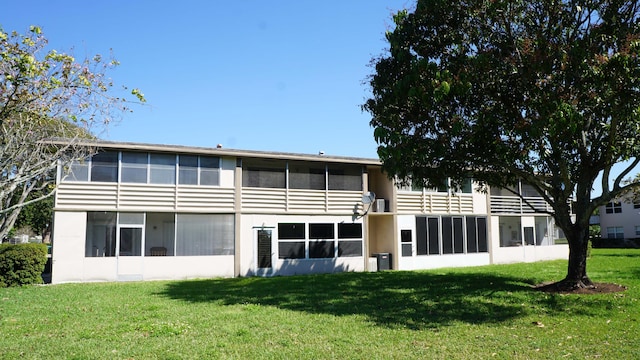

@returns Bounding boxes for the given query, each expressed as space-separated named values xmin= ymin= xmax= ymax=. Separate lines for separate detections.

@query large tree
xmin=364 ymin=0 xmax=640 ymax=289
xmin=0 ymin=26 xmax=144 ymax=240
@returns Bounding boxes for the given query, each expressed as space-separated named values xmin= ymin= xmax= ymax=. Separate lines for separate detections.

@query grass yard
xmin=1 ymin=249 xmax=639 ymax=359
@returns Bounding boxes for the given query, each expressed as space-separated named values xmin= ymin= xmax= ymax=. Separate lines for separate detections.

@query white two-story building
xmin=598 ymin=197 xmax=640 ymax=240
xmin=50 ymin=140 xmax=569 ymax=283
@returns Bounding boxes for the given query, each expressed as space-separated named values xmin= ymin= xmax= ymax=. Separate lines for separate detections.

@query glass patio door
xmin=117 ymin=213 xmax=145 ymax=281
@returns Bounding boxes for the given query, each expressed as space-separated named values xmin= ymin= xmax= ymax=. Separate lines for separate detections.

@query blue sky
xmin=3 ymin=1 xmax=636 ymax=195
xmin=2 ymin=1 xmax=411 ymax=158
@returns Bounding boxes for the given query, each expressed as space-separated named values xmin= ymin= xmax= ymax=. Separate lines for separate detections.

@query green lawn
xmin=1 ymin=249 xmax=639 ymax=359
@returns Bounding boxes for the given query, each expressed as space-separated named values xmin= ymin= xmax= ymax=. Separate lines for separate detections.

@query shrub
xmin=0 ymin=243 xmax=48 ymax=287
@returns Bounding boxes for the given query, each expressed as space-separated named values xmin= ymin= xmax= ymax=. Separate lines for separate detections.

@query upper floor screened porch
xmin=55 ymin=141 xmax=381 ymax=215
xmin=490 ymin=180 xmax=555 ymax=215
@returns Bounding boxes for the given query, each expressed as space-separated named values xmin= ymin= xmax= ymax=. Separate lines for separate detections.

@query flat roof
xmin=53 ymin=139 xmax=382 ymax=166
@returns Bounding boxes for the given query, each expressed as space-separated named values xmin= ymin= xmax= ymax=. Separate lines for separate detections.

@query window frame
xmin=605 ymin=202 xmax=622 ymax=214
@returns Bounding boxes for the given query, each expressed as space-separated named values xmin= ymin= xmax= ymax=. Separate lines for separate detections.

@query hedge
xmin=0 ymin=243 xmax=48 ymax=287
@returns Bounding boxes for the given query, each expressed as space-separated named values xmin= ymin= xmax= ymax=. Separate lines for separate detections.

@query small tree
xmin=364 ymin=0 xmax=640 ymax=289
xmin=0 ymin=26 xmax=144 ymax=240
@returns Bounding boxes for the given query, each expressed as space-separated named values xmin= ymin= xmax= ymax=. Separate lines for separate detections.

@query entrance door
xmin=255 ymin=229 xmax=273 ymax=275
xmin=117 ymin=226 xmax=144 ymax=280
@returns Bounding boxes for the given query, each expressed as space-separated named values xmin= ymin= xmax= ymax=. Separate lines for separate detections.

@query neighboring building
xmin=50 ymin=140 xmax=569 ymax=283
xmin=598 ymin=196 xmax=640 ymax=240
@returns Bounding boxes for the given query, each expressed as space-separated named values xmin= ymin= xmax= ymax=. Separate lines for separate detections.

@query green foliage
xmin=0 ymin=243 xmax=47 ymax=287
xmin=14 ymin=191 xmax=53 ymax=236
xmin=364 ymin=0 xmax=640 ymax=283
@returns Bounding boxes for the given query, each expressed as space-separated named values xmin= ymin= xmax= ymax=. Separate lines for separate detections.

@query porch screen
xmin=176 ymin=214 xmax=234 ymax=256
xmin=85 ymin=212 xmax=116 ymax=257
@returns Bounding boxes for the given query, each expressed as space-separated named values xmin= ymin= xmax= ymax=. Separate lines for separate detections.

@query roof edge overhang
xmin=46 ymin=138 xmax=382 ymax=166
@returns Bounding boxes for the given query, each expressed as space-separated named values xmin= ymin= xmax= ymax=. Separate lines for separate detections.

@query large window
xmin=66 ymin=157 xmax=89 ymax=181
xmin=337 ymin=223 xmax=363 ymax=257
xmin=178 ymin=155 xmax=219 ymax=186
xmin=199 ymin=156 xmax=220 ymax=186
xmin=150 ymin=154 xmax=176 ymax=184
xmin=65 ymin=151 xmax=220 ymax=187
xmin=278 ymin=223 xmax=305 ymax=259
xmin=309 ymin=223 xmax=335 ymax=259
xmin=607 ymin=226 xmax=624 ymax=239
xmin=289 ymin=162 xmax=325 ymax=190
xmin=635 ymin=225 xmax=640 ymax=236
xmin=277 ymin=222 xmax=363 ymax=259
xmin=121 ymin=152 xmax=148 ymax=183
xmin=178 ymin=155 xmax=198 ymax=185
xmin=415 ymin=216 xmax=487 ymax=255
xmin=328 ymin=165 xmax=362 ymax=191
xmin=398 ymin=177 xmax=472 ymax=193
xmin=90 ymin=151 xmax=118 ymax=182
xmin=243 ymin=159 xmax=286 ymax=188
xmin=85 ymin=212 xmax=117 ymax=257
xmin=176 ymin=214 xmax=234 ymax=256
xmin=85 ymin=212 xmax=234 ymax=257
xmin=605 ymin=202 xmax=622 ymax=214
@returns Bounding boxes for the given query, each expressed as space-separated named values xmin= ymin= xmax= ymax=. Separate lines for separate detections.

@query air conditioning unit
xmin=374 ymin=199 xmax=387 ymax=212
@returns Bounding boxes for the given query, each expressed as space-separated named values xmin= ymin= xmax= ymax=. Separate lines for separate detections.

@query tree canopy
xmin=364 ymin=0 xmax=640 ymax=289
xmin=0 ymin=26 xmax=145 ymax=240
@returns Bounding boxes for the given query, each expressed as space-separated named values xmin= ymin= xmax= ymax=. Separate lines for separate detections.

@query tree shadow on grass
xmin=157 ymin=271 xmax=574 ymax=330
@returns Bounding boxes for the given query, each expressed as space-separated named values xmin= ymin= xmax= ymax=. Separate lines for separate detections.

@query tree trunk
xmin=561 ymin=226 xmax=594 ymax=289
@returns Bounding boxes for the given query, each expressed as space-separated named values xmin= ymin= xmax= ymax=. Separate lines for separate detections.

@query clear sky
xmin=2 ymin=1 xmax=636 ymax=196
xmin=2 ymin=1 xmax=411 ymax=159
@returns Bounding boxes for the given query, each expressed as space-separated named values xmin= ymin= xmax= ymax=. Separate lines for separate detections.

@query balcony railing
xmin=490 ymin=195 xmax=553 ymax=214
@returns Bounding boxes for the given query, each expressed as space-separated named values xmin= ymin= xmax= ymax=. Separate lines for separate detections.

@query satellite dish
xmin=362 ymin=191 xmax=376 ymax=204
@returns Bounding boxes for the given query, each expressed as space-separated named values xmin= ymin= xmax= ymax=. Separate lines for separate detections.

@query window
xmin=635 ymin=226 xmax=640 ymax=237
xmin=416 ymin=217 xmax=439 ymax=255
xmin=150 ymin=154 xmax=176 ymax=184
xmin=309 ymin=223 xmax=334 ymax=239
xmin=199 ymin=156 xmax=220 ymax=186
xmin=634 ymin=201 xmax=640 ymax=209
xmin=178 ymin=155 xmax=198 ymax=185
xmin=277 ymin=222 xmax=363 ymax=259
xmin=442 ymin=217 xmax=453 ymax=254
xmin=289 ymin=162 xmax=325 ymax=190
xmin=607 ymin=226 xmax=624 ymax=239
xmin=401 ymin=229 xmax=412 ymax=257
xmin=461 ymin=178 xmax=473 ymax=193
xmin=309 ymin=241 xmax=334 ymax=258
xmin=178 ymin=155 xmax=220 ymax=186
xmin=145 ymin=212 xmax=175 ymax=256
xmin=416 ymin=216 xmax=487 ymax=255
xmin=90 ymin=151 xmax=118 ymax=182
xmin=605 ymin=202 xmax=622 ymax=214
xmin=338 ymin=223 xmax=362 ymax=239
xmin=65 ymin=157 xmax=89 ymax=181
xmin=85 ymin=212 xmax=234 ymax=257
xmin=243 ymin=159 xmax=286 ymax=188
xmin=176 ymin=214 xmax=234 ymax=256
xmin=337 ymin=223 xmax=362 ymax=257
xmin=278 ymin=223 xmax=305 ymax=259
xmin=121 ymin=152 xmax=148 ymax=183
xmin=436 ymin=179 xmax=449 ymax=193
xmin=328 ymin=165 xmax=362 ymax=191
xmin=308 ymin=223 xmax=335 ymax=258
xmin=85 ymin=212 xmax=116 ymax=257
